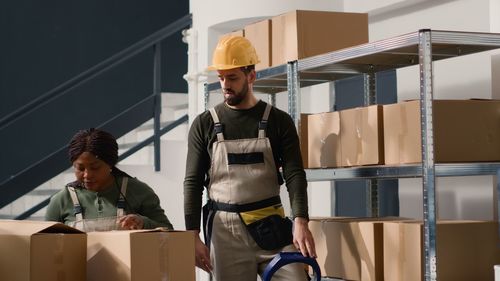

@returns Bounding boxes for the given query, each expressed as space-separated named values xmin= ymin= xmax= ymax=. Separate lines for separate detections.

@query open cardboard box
xmin=0 ymin=220 xmax=86 ymax=281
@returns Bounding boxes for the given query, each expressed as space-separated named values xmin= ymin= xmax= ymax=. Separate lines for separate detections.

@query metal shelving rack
xmin=204 ymin=29 xmax=500 ymax=281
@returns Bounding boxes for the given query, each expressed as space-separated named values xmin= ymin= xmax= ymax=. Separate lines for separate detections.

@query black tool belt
xmin=203 ymin=196 xmax=293 ymax=251
xmin=205 ymin=196 xmax=281 ymax=212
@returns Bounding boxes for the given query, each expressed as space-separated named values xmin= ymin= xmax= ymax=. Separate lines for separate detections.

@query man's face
xmin=217 ymin=68 xmax=250 ymax=106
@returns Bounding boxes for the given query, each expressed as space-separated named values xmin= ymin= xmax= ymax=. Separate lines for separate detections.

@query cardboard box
xmin=383 ymin=99 xmax=500 ymax=164
xmin=340 ymin=105 xmax=384 ymax=167
xmin=300 ymin=112 xmax=341 ymax=168
xmin=87 ymin=229 xmax=195 ymax=281
xmin=384 ymin=220 xmax=500 ymax=281
xmin=244 ymin=19 xmax=272 ymax=70
xmin=271 ymin=10 xmax=368 ymax=66
xmin=310 ymin=217 xmax=409 ymax=281
xmin=0 ymin=220 xmax=86 ymax=281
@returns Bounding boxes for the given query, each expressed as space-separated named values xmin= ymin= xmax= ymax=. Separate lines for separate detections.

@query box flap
xmin=0 ymin=220 xmax=83 ymax=235
xmin=87 ymin=227 xmax=181 ymax=236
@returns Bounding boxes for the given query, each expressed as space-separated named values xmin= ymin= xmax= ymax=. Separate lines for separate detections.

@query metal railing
xmin=1 ymin=13 xmax=192 ymax=212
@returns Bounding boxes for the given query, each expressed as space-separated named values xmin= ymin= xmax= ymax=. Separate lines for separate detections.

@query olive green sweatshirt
xmin=184 ymin=100 xmax=308 ymax=230
xmin=45 ymin=176 xmax=173 ymax=230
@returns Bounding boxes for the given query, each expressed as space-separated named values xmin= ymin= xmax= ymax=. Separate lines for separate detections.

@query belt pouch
xmin=240 ymin=205 xmax=293 ymax=250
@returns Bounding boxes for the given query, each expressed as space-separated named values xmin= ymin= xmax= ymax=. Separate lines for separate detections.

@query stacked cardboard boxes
xmin=311 ymin=218 xmax=500 ymax=281
xmin=301 ymin=99 xmax=500 ymax=168
xmin=239 ymin=10 xmax=368 ymax=70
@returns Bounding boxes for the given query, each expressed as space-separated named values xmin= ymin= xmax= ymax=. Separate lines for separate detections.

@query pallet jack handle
xmin=262 ymin=252 xmax=321 ymax=281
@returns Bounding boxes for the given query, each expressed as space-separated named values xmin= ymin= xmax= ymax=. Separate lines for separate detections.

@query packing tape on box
xmin=54 ymin=234 xmax=66 ymax=281
xmin=159 ymin=233 xmax=169 ymax=281
xmin=398 ymin=104 xmax=409 ymax=162
xmin=355 ymin=109 xmax=363 ymax=164
xmin=319 ymin=113 xmax=327 ymax=145
xmin=398 ymin=224 xmax=405 ymax=281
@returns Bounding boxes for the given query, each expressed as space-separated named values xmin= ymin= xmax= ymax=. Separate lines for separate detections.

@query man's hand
xmin=194 ymin=232 xmax=213 ymax=273
xmin=118 ymin=214 xmax=144 ymax=230
xmin=293 ymin=217 xmax=316 ymax=258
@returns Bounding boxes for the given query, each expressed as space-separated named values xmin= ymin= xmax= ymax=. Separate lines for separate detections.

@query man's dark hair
xmin=240 ymin=65 xmax=255 ymax=75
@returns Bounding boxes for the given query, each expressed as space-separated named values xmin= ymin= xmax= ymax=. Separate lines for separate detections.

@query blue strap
xmin=262 ymin=252 xmax=321 ymax=281
xmin=73 ymin=205 xmax=83 ymax=215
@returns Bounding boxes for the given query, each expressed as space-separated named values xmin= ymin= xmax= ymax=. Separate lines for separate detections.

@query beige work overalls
xmin=206 ymin=103 xmax=307 ymax=281
xmin=67 ymin=177 xmax=128 ymax=232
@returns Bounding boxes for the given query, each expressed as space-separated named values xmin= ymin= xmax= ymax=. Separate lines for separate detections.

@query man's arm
xmin=276 ymin=110 xmax=316 ymax=257
xmin=277 ymin=111 xmax=308 ymax=219
xmin=183 ymin=114 xmax=214 ymax=272
xmin=184 ymin=114 xmax=210 ymax=230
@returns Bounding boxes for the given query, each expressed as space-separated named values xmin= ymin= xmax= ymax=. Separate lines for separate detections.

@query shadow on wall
xmin=320 ymin=133 xmax=340 ymax=168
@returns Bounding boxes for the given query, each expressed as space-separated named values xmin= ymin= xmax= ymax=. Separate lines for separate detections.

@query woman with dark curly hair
xmin=45 ymin=128 xmax=173 ymax=231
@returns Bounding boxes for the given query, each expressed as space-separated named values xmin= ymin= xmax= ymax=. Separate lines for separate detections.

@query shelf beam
xmin=306 ymin=163 xmax=500 ymax=181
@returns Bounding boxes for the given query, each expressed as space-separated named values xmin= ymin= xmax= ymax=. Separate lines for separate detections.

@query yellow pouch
xmin=239 ymin=204 xmax=285 ymax=225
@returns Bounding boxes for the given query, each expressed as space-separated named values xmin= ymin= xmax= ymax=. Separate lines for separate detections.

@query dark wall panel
xmin=0 ymin=0 xmax=188 ymax=118
xmin=0 ymin=1 xmax=188 ymax=197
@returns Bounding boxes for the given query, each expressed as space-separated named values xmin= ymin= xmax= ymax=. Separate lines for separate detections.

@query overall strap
xmin=209 ymin=108 xmax=225 ymax=142
xmin=67 ymin=186 xmax=83 ymax=222
xmin=116 ymin=177 xmax=128 ymax=217
xmin=258 ymin=103 xmax=272 ymax=138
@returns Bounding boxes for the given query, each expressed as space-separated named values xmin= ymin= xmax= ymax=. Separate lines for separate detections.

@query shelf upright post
xmin=204 ymin=83 xmax=210 ymax=111
xmin=153 ymin=42 xmax=162 ymax=172
xmin=268 ymin=93 xmax=276 ymax=107
xmin=203 ymin=82 xmax=214 ymax=281
xmin=419 ymin=29 xmax=437 ymax=281
xmin=363 ymin=70 xmax=379 ymax=217
xmin=497 ymin=168 xmax=500 ymax=245
xmin=363 ymin=69 xmax=377 ymax=106
xmin=287 ymin=61 xmax=301 ymax=128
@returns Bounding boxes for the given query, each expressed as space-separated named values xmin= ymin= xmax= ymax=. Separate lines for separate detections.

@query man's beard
xmin=224 ymin=82 xmax=249 ymax=106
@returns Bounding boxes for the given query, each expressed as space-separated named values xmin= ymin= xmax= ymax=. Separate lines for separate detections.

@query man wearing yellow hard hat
xmin=184 ymin=35 xmax=316 ymax=280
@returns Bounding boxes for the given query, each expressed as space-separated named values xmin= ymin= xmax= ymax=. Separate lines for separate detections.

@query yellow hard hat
xmin=207 ymin=35 xmax=260 ymax=71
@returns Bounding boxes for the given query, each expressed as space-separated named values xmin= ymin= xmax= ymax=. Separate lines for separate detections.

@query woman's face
xmin=73 ymin=152 xmax=114 ymax=192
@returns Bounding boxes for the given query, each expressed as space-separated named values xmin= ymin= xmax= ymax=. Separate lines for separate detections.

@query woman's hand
xmin=293 ymin=217 xmax=317 ymax=258
xmin=118 ymin=214 xmax=144 ymax=230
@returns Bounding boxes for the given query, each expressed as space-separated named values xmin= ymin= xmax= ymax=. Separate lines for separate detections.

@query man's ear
xmin=247 ymin=69 xmax=256 ymax=84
